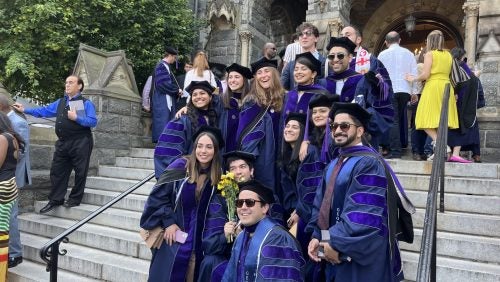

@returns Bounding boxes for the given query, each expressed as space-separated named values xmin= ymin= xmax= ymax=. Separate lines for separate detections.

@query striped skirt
xmin=0 ymin=177 xmax=18 ymax=280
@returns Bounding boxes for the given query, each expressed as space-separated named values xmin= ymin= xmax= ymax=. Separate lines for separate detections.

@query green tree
xmin=0 ymin=0 xmax=200 ymax=103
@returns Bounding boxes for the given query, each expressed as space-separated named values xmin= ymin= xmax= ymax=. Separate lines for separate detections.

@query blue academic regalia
xmin=219 ymin=94 xmax=242 ymax=153
xmin=140 ymin=158 xmax=216 ymax=282
xmin=222 ymin=217 xmax=306 ymax=282
xmin=236 ymin=102 xmax=276 ymax=190
xmin=153 ymin=111 xmax=209 ymax=178
xmin=152 ymin=60 xmax=179 ymax=143
xmin=306 ymin=146 xmax=404 ymax=282
xmin=198 ymin=194 xmax=232 ymax=282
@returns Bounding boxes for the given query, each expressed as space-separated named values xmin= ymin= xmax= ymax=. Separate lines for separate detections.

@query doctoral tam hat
xmin=326 ymin=37 xmax=356 ymax=54
xmin=295 ymin=52 xmax=322 ymax=74
xmin=250 ymin=57 xmax=278 ymax=74
xmin=185 ymin=81 xmax=216 ymax=95
xmin=238 ymin=179 xmax=275 ymax=204
xmin=192 ymin=125 xmax=225 ymax=149
xmin=285 ymin=112 xmax=307 ymax=127
xmin=308 ymin=94 xmax=339 ymax=109
xmin=329 ymin=102 xmax=371 ymax=129
xmin=226 ymin=63 xmax=253 ymax=79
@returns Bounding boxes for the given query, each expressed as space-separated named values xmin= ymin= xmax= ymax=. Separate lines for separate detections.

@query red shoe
xmin=448 ymin=155 xmax=472 ymax=163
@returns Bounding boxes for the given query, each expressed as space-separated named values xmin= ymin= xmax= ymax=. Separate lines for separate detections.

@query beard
xmin=334 ymin=132 xmax=357 ymax=148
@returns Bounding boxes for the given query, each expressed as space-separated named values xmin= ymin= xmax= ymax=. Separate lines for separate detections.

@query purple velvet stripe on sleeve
xmin=154 ymin=146 xmax=182 ymax=157
xmin=158 ymin=134 xmax=184 ymax=144
xmin=300 ymin=176 xmax=321 ymax=188
xmin=204 ymin=217 xmax=227 ymax=237
xmin=166 ymin=121 xmax=184 ymax=131
xmin=168 ymin=158 xmax=187 ymax=169
xmin=211 ymin=261 xmax=228 ymax=282
xmin=346 ymin=212 xmax=388 ymax=237
xmin=350 ymin=192 xmax=386 ymax=209
xmin=356 ymin=174 xmax=387 ymax=189
xmin=261 ymin=245 xmax=299 ymax=260
xmin=300 ymin=162 xmax=323 ymax=173
xmin=260 ymin=265 xmax=302 ymax=281
xmin=302 ymin=191 xmax=316 ymax=204
xmin=208 ymin=202 xmax=222 ymax=213
xmin=242 ymin=130 xmax=265 ymax=144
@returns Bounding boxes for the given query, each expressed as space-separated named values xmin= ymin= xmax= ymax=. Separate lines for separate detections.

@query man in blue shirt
xmin=13 ymin=75 xmax=97 ymax=213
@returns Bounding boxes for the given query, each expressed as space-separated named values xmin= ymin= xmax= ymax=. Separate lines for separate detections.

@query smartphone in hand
xmin=175 ymin=230 xmax=188 ymax=244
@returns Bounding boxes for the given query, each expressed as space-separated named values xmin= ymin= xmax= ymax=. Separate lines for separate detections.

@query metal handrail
xmin=39 ymin=172 xmax=156 ymax=282
xmin=416 ymin=83 xmax=451 ymax=282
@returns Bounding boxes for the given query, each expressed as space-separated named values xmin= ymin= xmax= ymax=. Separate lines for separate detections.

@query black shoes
xmin=63 ymin=200 xmax=80 ymax=208
xmin=8 ymin=256 xmax=23 ymax=268
xmin=39 ymin=202 xmax=62 ymax=214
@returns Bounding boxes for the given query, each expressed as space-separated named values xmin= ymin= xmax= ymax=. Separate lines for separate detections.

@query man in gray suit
xmin=0 ymin=93 xmax=31 ymax=268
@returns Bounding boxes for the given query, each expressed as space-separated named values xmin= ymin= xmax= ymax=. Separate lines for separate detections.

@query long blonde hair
xmin=426 ymin=30 xmax=445 ymax=52
xmin=193 ymin=51 xmax=210 ymax=77
xmin=244 ymin=68 xmax=284 ymax=111
xmin=186 ymin=132 xmax=222 ymax=184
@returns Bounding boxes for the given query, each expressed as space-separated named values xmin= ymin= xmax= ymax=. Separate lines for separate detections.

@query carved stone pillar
xmin=328 ymin=19 xmax=344 ymax=37
xmin=463 ymin=1 xmax=480 ymax=65
xmin=239 ymin=31 xmax=253 ymax=67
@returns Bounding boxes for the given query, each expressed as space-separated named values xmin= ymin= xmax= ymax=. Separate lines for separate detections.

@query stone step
xmin=398 ymin=174 xmax=500 ymax=196
xmin=115 ymin=156 xmax=154 ymax=170
xmin=20 ymin=233 xmax=149 ymax=281
xmin=86 ymin=176 xmax=155 ymax=196
xmin=400 ymin=229 xmax=500 ymax=263
xmin=406 ymin=190 xmax=500 ymax=215
xmin=34 ymin=201 xmax=141 ymax=232
xmin=413 ymin=208 xmax=500 ymax=237
xmin=98 ymin=165 xmax=153 ymax=181
xmin=18 ymin=213 xmax=151 ymax=260
xmin=129 ymin=148 xmax=154 ymax=159
xmin=401 ymin=251 xmax=500 ymax=282
xmin=8 ymin=259 xmax=101 ymax=282
xmin=81 ymin=188 xmax=147 ymax=212
xmin=387 ymin=160 xmax=499 ymax=179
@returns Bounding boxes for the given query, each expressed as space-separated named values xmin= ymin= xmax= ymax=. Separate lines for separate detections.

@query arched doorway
xmin=269 ymin=0 xmax=307 ymax=49
xmin=373 ymin=13 xmax=465 ymax=57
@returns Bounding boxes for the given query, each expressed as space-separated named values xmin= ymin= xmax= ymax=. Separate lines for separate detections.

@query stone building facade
xmin=191 ymin=0 xmax=500 ymax=160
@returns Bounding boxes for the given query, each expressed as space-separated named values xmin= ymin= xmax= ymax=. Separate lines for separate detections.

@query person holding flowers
xmin=140 ymin=126 xmax=224 ymax=282
xmin=222 ymin=180 xmax=306 ymax=281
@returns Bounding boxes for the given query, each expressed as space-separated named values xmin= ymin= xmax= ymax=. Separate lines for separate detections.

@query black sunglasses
xmin=327 ymin=53 xmax=347 ymax=60
xmin=329 ymin=122 xmax=359 ymax=132
xmin=236 ymin=199 xmax=263 ymax=208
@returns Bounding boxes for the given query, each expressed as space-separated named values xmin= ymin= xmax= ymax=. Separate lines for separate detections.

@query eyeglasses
xmin=236 ymin=199 xmax=262 ymax=208
xmin=329 ymin=122 xmax=359 ymax=132
xmin=327 ymin=53 xmax=347 ymax=61
xmin=298 ymin=30 xmax=314 ymax=37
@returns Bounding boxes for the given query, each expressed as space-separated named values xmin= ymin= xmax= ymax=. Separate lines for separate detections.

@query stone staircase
xmin=8 ymin=148 xmax=500 ymax=281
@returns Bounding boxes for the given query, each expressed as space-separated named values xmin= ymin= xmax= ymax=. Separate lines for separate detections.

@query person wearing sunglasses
xmin=222 ymin=180 xmax=305 ymax=281
xmin=281 ymin=22 xmax=326 ymax=90
xmin=307 ymin=103 xmax=409 ymax=282
xmin=320 ymin=36 xmax=394 ymax=151
xmin=141 ymin=126 xmax=224 ymax=282
xmin=262 ymin=42 xmax=278 ymax=60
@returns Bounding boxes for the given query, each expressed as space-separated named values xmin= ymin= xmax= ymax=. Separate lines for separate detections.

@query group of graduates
xmin=140 ymin=23 xmax=410 ymax=282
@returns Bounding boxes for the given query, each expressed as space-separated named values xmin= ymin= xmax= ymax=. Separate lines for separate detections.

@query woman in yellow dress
xmin=406 ymin=30 xmax=460 ymax=160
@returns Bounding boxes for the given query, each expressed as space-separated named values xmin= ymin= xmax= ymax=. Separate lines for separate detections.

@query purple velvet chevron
xmin=346 ymin=211 xmax=388 ymax=236
xmin=355 ymin=174 xmax=387 ymax=189
xmin=158 ymin=134 xmax=183 ymax=144
xmin=242 ymin=130 xmax=264 ymax=144
xmin=300 ymin=176 xmax=321 ymax=188
xmin=168 ymin=158 xmax=187 ymax=169
xmin=350 ymin=192 xmax=386 ymax=209
xmin=303 ymin=191 xmax=316 ymax=204
xmin=208 ymin=202 xmax=222 ymax=213
xmin=204 ymin=217 xmax=226 ymax=237
xmin=301 ymin=161 xmax=323 ymax=173
xmin=260 ymin=265 xmax=303 ymax=281
xmin=154 ymin=146 xmax=182 ymax=157
xmin=166 ymin=121 xmax=184 ymax=131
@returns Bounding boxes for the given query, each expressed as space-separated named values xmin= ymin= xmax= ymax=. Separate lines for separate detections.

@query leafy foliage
xmin=0 ymin=0 xmax=200 ymax=103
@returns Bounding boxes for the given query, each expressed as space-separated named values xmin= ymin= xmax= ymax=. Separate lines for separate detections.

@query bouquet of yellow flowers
xmin=217 ymin=172 xmax=239 ymax=242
